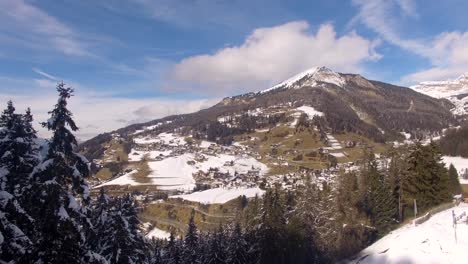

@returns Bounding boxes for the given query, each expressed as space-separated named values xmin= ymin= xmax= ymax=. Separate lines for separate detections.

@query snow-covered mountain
xmin=411 ymin=73 xmax=468 ymax=115
xmin=260 ymin=66 xmax=345 ymax=93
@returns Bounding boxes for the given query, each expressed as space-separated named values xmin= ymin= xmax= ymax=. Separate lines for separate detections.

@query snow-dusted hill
xmin=411 ymin=73 xmax=468 ymax=116
xmin=349 ymin=203 xmax=468 ymax=264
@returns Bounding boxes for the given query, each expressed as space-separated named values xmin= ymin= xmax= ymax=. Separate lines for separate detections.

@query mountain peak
xmin=259 ymin=66 xmax=344 ymax=94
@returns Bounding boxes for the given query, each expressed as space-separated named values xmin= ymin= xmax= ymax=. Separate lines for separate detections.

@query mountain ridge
xmin=411 ymin=73 xmax=468 ymax=116
xmin=80 ymin=67 xmax=456 ymax=161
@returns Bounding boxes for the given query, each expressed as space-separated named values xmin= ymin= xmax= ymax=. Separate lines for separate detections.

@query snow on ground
xmin=260 ymin=66 xmax=345 ymax=94
xmin=134 ymin=133 xmax=186 ymax=146
xmin=132 ymin=121 xmax=173 ymax=135
xmin=330 ymin=152 xmax=346 ymax=158
xmin=290 ymin=105 xmax=324 ymax=128
xmin=255 ymin=128 xmax=270 ymax=133
xmin=261 ymin=68 xmax=320 ymax=93
xmin=350 ymin=203 xmax=468 ymax=264
xmin=442 ymin=156 xmax=468 ymax=184
xmin=171 ymin=187 xmax=265 ymax=204
xmin=199 ymin=141 xmax=213 ymax=149
xmin=128 ymin=150 xmax=172 ymax=162
xmin=96 ymin=170 xmax=140 ymax=187
xmin=400 ymin=132 xmax=411 ymax=140
xmin=147 ymin=226 xmax=171 ymax=240
xmin=147 ymin=154 xmax=197 ymax=191
xmin=325 ymin=134 xmax=342 ymax=150
xmin=96 ymin=153 xmax=268 ymax=191
xmin=296 ymin=106 xmax=324 ymax=118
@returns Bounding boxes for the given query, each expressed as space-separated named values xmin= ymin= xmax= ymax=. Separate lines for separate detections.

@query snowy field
xmin=290 ymin=105 xmax=324 ymax=127
xmin=97 ymin=153 xmax=268 ymax=191
xmin=349 ymin=203 xmax=468 ymax=264
xmin=170 ymin=187 xmax=265 ymax=204
xmin=146 ymin=226 xmax=171 ymax=240
xmin=128 ymin=150 xmax=172 ymax=162
xmin=442 ymin=156 xmax=468 ymax=184
xmin=96 ymin=170 xmax=141 ymax=187
xmin=296 ymin=105 xmax=324 ymax=118
xmin=134 ymin=133 xmax=186 ymax=146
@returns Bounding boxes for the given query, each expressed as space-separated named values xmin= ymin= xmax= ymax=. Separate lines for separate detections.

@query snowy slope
xmin=349 ymin=203 xmax=468 ymax=264
xmin=97 ymin=152 xmax=268 ymax=191
xmin=411 ymin=73 xmax=468 ymax=115
xmin=260 ymin=66 xmax=345 ymax=94
xmin=146 ymin=227 xmax=171 ymax=240
xmin=170 ymin=187 xmax=265 ymax=204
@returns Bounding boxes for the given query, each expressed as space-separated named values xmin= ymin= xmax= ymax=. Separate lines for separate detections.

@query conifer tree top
xmin=43 ymin=82 xmax=77 ymax=132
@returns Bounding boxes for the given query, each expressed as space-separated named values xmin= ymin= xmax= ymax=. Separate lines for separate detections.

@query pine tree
xmin=385 ymin=146 xmax=408 ymax=222
xmin=448 ymin=163 xmax=461 ymax=195
xmin=99 ymin=195 xmax=149 ymax=264
xmin=150 ymin=238 xmax=163 ymax=264
xmin=40 ymin=83 xmax=90 ymax=198
xmin=0 ymin=101 xmax=38 ymax=262
xmin=164 ymin=231 xmax=182 ymax=264
xmin=0 ymin=102 xmax=38 ymax=196
xmin=359 ymin=150 xmax=396 ymax=236
xmin=256 ymin=185 xmax=287 ymax=264
xmin=183 ymin=210 xmax=200 ymax=264
xmin=204 ymin=227 xmax=227 ymax=264
xmin=90 ymin=188 xmax=110 ymax=254
xmin=25 ymin=83 xmax=101 ymax=263
xmin=226 ymin=223 xmax=249 ymax=264
xmin=0 ymin=191 xmax=33 ymax=262
xmin=403 ymin=143 xmax=451 ymax=214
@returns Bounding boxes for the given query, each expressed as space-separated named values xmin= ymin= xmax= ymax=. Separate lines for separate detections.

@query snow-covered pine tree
xmin=164 ymin=231 xmax=182 ymax=264
xmin=0 ymin=101 xmax=38 ymax=262
xmin=90 ymin=188 xmax=110 ymax=255
xmin=149 ymin=238 xmax=163 ymax=264
xmin=0 ymin=102 xmax=38 ymax=196
xmin=182 ymin=209 xmax=200 ymax=264
xmin=256 ymin=185 xmax=287 ymax=264
xmin=0 ymin=190 xmax=33 ymax=262
xmin=203 ymin=227 xmax=227 ymax=264
xmin=226 ymin=223 xmax=249 ymax=264
xmin=25 ymin=83 xmax=102 ymax=263
xmin=98 ymin=195 xmax=150 ymax=264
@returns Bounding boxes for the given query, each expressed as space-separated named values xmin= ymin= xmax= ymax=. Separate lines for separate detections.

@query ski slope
xmin=170 ymin=187 xmax=265 ymax=204
xmin=350 ymin=203 xmax=468 ymax=264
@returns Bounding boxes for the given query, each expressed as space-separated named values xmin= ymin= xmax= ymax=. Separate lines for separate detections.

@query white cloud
xmin=352 ymin=0 xmax=468 ymax=84
xmin=351 ymin=0 xmax=425 ymax=53
xmin=0 ymin=92 xmax=218 ymax=141
xmin=169 ymin=21 xmax=381 ymax=94
xmin=401 ymin=31 xmax=468 ymax=83
xmin=0 ymin=74 xmax=218 ymax=140
xmin=0 ymin=0 xmax=89 ymax=56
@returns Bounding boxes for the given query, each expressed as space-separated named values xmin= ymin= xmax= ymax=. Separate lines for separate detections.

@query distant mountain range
xmin=81 ymin=66 xmax=457 ymax=162
xmin=82 ymin=66 xmax=458 ymax=148
xmin=411 ymin=73 xmax=468 ymax=116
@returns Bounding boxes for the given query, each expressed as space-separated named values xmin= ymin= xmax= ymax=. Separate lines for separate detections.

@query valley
xmin=81 ymin=67 xmax=468 ymax=240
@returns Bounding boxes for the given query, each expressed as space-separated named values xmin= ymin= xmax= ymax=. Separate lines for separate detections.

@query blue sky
xmin=1 ymin=0 xmax=468 ymax=139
